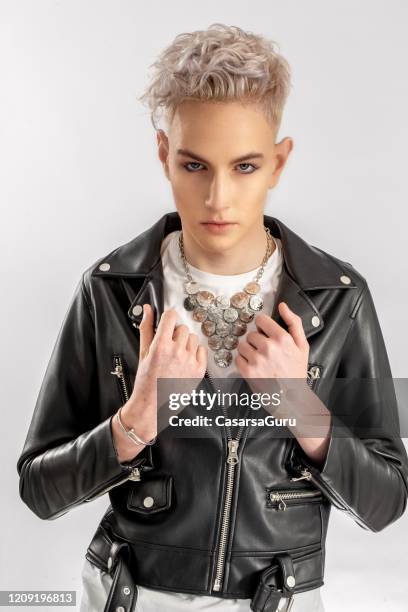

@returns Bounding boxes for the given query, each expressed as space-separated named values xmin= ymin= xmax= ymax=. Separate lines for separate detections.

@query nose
xmin=204 ymin=173 xmax=231 ymax=212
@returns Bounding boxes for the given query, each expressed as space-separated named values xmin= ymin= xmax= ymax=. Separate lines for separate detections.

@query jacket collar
xmin=91 ymin=211 xmax=357 ymax=339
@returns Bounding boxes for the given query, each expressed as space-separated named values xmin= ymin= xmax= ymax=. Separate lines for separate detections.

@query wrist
xmin=120 ymin=400 xmax=157 ymax=441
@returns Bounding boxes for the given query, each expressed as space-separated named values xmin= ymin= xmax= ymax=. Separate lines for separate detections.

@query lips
xmin=200 ymin=221 xmax=237 ymax=234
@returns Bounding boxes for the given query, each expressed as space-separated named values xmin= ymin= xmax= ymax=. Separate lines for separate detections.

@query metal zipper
xmin=290 ymin=466 xmax=369 ymax=529
xmin=84 ymin=465 xmax=141 ymax=502
xmin=306 ymin=364 xmax=321 ymax=389
xmin=290 ymin=467 xmax=348 ymax=511
xmin=204 ymin=368 xmax=248 ymax=593
xmin=83 ymin=354 xmax=144 ymax=502
xmin=110 ymin=355 xmax=131 ymax=404
xmin=268 ymin=489 xmax=322 ymax=511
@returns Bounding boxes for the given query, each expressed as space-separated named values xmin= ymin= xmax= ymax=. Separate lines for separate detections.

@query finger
xmin=186 ymin=333 xmax=199 ymax=354
xmin=172 ymin=323 xmax=191 ymax=348
xmin=278 ymin=302 xmax=308 ymax=349
xmin=246 ymin=330 xmax=269 ymax=352
xmin=139 ymin=303 xmax=155 ymax=360
xmin=196 ymin=344 xmax=208 ymax=369
xmin=235 ymin=353 xmax=249 ymax=375
xmin=254 ymin=312 xmax=285 ymax=340
xmin=237 ymin=340 xmax=257 ymax=364
xmin=155 ymin=308 xmax=179 ymax=344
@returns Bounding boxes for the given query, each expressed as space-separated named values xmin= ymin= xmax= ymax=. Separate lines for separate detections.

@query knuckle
xmin=281 ymin=334 xmax=292 ymax=348
xmin=173 ymin=346 xmax=185 ymax=360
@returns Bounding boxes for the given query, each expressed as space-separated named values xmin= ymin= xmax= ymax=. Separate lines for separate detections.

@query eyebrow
xmin=176 ymin=148 xmax=265 ymax=165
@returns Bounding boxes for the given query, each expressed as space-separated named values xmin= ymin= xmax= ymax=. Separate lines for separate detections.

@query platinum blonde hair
xmin=137 ymin=23 xmax=291 ymax=134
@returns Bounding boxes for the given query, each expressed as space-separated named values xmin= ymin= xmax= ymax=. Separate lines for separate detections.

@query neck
xmin=180 ymin=224 xmax=275 ymax=275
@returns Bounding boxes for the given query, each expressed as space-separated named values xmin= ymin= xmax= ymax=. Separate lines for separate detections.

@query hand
xmin=121 ymin=304 xmax=208 ymax=438
xmin=234 ymin=301 xmax=331 ymax=464
xmin=235 ymin=301 xmax=310 ymax=401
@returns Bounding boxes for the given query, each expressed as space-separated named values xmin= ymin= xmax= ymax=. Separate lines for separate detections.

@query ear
xmin=157 ymin=129 xmax=170 ymax=180
xmin=268 ymin=137 xmax=294 ymax=189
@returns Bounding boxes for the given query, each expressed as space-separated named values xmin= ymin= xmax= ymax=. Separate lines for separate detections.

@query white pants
xmin=79 ymin=558 xmax=326 ymax=612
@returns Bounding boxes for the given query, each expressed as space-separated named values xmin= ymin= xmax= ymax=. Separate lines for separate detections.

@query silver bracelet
xmin=116 ymin=406 xmax=157 ymax=446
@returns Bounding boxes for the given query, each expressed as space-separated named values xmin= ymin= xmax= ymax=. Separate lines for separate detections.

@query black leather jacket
xmin=17 ymin=212 xmax=408 ymax=611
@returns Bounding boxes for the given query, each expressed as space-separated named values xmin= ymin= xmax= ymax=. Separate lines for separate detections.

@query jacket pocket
xmin=127 ymin=474 xmax=173 ymax=515
xmin=266 ymin=486 xmax=323 ymax=511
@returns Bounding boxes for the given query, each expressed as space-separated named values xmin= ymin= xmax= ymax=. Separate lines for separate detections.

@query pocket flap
xmin=127 ymin=474 xmax=173 ymax=514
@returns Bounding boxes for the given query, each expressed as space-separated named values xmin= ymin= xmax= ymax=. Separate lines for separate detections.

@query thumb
xmin=139 ymin=303 xmax=155 ymax=360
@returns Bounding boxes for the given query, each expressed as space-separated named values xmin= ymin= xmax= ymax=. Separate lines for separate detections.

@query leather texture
xmin=17 ymin=212 xmax=408 ymax=608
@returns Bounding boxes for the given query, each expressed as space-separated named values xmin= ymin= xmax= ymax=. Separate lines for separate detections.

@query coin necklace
xmin=179 ymin=227 xmax=274 ymax=368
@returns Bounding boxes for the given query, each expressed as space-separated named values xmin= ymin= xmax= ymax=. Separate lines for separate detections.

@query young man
xmin=17 ymin=23 xmax=408 ymax=612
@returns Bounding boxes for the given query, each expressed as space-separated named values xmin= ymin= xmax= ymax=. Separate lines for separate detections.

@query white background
xmin=1 ymin=1 xmax=407 ymax=611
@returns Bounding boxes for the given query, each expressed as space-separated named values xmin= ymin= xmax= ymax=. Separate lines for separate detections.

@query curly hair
xmin=137 ymin=23 xmax=291 ymax=133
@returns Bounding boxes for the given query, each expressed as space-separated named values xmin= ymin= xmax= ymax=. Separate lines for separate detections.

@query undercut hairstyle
xmin=138 ymin=23 xmax=292 ymax=135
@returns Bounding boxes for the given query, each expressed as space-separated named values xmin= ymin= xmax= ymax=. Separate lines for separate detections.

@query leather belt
xmin=103 ymin=541 xmax=138 ymax=612
xmin=103 ymin=545 xmax=295 ymax=612
xmin=86 ymin=516 xmax=314 ymax=612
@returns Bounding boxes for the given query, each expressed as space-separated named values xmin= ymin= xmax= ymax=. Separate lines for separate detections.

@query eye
xmin=182 ymin=161 xmax=259 ymax=174
xmin=183 ymin=162 xmax=204 ymax=172
xmin=237 ymin=163 xmax=258 ymax=174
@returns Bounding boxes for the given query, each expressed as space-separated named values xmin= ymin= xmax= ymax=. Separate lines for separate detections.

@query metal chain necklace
xmin=179 ymin=227 xmax=274 ymax=368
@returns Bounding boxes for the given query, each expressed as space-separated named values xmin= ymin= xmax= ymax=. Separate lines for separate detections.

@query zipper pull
xmin=128 ymin=467 xmax=141 ymax=481
xmin=270 ymin=492 xmax=287 ymax=511
xmin=307 ymin=365 xmax=321 ymax=380
xmin=110 ymin=364 xmax=123 ymax=378
xmin=227 ymin=439 xmax=240 ymax=465
xmin=291 ymin=468 xmax=312 ymax=482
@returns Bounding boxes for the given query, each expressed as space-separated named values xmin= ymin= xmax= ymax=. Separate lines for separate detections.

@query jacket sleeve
xmin=16 ymin=272 xmax=152 ymax=520
xmin=296 ymin=281 xmax=408 ymax=532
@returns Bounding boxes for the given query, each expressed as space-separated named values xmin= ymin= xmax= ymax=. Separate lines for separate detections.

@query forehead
xmin=168 ymin=100 xmax=276 ymax=153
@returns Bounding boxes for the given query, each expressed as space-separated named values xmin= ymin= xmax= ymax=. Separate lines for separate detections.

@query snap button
xmin=132 ymin=304 xmax=143 ymax=316
xmin=311 ymin=315 xmax=320 ymax=327
xmin=340 ymin=274 xmax=351 ymax=284
xmin=143 ymin=496 xmax=154 ymax=508
xmin=286 ymin=575 xmax=296 ymax=588
xmin=116 ymin=607 xmax=125 ymax=612
xmin=99 ymin=262 xmax=110 ymax=271
xmin=123 ymin=586 xmax=131 ymax=596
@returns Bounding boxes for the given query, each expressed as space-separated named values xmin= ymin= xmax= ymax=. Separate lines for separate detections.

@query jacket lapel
xmin=270 ymin=266 xmax=325 ymax=339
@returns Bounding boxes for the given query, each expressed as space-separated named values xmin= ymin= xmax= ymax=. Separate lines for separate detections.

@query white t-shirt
xmin=80 ymin=229 xmax=325 ymax=612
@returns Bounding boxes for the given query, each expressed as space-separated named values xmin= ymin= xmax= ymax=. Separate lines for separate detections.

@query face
xmin=157 ymin=99 xmax=293 ymax=256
